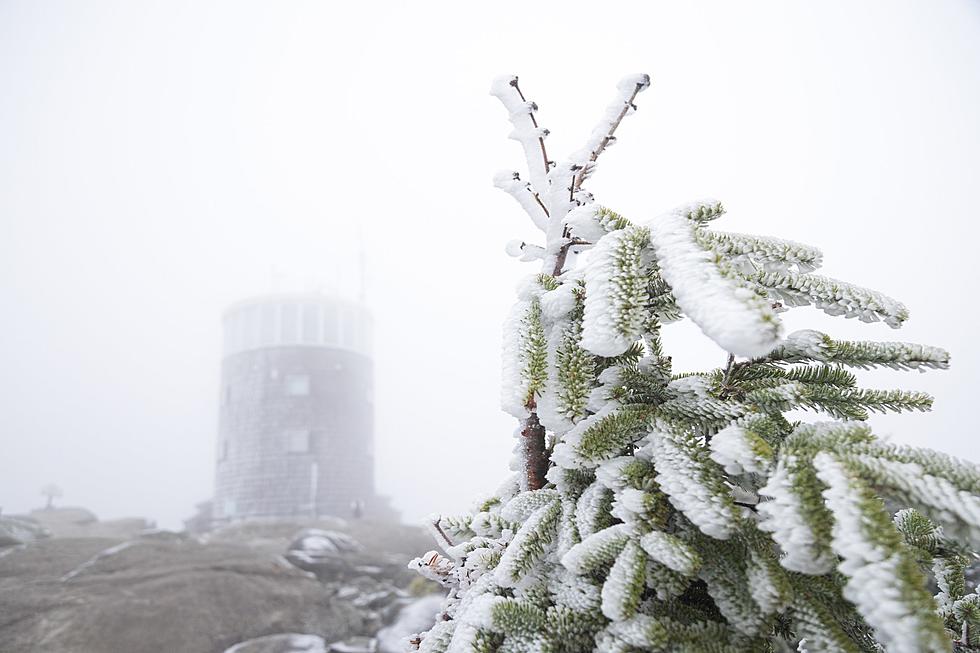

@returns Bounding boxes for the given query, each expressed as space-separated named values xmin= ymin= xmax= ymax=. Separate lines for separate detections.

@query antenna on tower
xmin=356 ymin=225 xmax=367 ymax=303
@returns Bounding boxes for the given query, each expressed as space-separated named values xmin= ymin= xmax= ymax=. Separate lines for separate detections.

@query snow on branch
xmin=564 ymin=204 xmax=632 ymax=243
xmin=647 ymin=205 xmax=783 ymax=358
xmin=570 ymin=74 xmax=651 ymax=195
xmin=504 ymin=238 xmax=546 ymax=262
xmin=541 ymin=75 xmax=651 ymax=236
xmin=490 ymin=76 xmax=552 ymax=212
xmin=580 ymin=225 xmax=651 ymax=357
xmin=645 ymin=422 xmax=739 ymax=540
xmin=750 ymin=270 xmax=909 ymax=328
xmin=756 ymin=457 xmax=837 ymax=575
xmin=494 ymin=170 xmax=549 ymax=230
xmin=768 ymin=329 xmax=949 ymax=371
xmin=813 ymin=453 xmax=950 ymax=653
xmin=700 ymin=230 xmax=823 ymax=273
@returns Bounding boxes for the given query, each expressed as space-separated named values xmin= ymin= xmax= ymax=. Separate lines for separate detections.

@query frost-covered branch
xmin=490 ymin=76 xmax=552 ymax=218
xmin=493 ymin=171 xmax=549 ymax=230
xmin=767 ymin=329 xmax=949 ymax=371
xmin=648 ymin=204 xmax=782 ymax=358
xmin=570 ymin=74 xmax=651 ymax=195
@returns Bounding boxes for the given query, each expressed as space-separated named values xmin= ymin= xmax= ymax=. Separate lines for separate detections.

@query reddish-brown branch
xmin=533 ymin=192 xmax=550 ymax=218
xmin=551 ymin=237 xmax=591 ymax=277
xmin=520 ymin=411 xmax=549 ymax=491
xmin=428 ymin=516 xmax=455 ymax=550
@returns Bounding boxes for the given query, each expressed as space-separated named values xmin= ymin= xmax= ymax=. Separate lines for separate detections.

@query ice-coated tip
xmin=504 ymin=239 xmax=526 ymax=257
xmin=617 ymin=73 xmax=651 ymax=93
xmin=492 ymin=169 xmax=519 ymax=187
xmin=490 ymin=75 xmax=519 ymax=97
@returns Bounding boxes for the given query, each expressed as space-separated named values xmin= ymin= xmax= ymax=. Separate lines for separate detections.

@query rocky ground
xmin=0 ymin=508 xmax=442 ymax=653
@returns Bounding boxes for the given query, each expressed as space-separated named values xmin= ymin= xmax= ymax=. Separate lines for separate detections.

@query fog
xmin=2 ymin=0 xmax=979 ymax=531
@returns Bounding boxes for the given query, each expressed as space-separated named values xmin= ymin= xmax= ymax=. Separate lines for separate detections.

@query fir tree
xmin=409 ymin=73 xmax=979 ymax=653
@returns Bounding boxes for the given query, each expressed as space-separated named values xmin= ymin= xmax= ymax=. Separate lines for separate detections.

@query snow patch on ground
xmin=60 ymin=540 xmax=140 ymax=582
xmin=376 ymin=595 xmax=444 ymax=653
xmin=224 ymin=633 xmax=327 ymax=653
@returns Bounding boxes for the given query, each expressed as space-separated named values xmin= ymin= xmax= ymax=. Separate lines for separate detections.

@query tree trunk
xmin=520 ymin=412 xmax=548 ymax=490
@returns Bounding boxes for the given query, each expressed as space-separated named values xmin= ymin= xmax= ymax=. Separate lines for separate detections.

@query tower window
xmin=285 ymin=429 xmax=310 ymax=453
xmin=285 ymin=374 xmax=310 ymax=396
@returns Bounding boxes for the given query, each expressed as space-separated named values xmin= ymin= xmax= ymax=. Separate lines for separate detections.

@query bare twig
xmin=571 ymin=78 xmax=649 ymax=194
xmin=534 ymin=193 xmax=550 ymax=218
xmin=721 ymin=352 xmax=737 ymax=385
xmin=427 ymin=516 xmax=455 ymax=551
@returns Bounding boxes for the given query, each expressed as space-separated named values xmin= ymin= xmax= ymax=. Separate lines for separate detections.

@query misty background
xmin=1 ymin=0 xmax=979 ymax=530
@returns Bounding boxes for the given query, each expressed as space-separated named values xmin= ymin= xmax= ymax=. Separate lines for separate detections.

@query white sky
xmin=1 ymin=1 xmax=978 ymax=530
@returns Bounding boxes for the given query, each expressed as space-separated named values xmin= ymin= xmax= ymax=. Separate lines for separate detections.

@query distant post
xmin=40 ymin=484 xmax=62 ymax=510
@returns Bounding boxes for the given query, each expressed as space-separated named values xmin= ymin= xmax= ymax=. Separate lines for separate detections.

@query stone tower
xmin=212 ymin=293 xmax=394 ymax=523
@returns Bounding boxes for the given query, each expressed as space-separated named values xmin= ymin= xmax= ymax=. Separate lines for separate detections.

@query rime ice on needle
xmin=409 ymin=72 xmax=974 ymax=653
xmin=648 ymin=205 xmax=782 ymax=358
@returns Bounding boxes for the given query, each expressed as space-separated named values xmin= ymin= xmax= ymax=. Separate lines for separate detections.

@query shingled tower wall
xmin=213 ymin=293 xmax=391 ymax=522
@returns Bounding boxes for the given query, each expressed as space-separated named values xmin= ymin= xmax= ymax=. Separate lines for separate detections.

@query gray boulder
xmin=0 ymin=535 xmax=365 ymax=653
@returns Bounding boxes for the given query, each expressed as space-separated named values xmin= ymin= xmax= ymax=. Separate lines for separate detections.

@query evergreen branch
xmin=646 ymin=423 xmax=739 ymax=539
xmin=494 ymin=498 xmax=561 ymax=586
xmin=551 ymin=404 xmax=655 ymax=470
xmin=648 ymin=205 xmax=782 ymax=358
xmin=813 ymin=453 xmax=950 ymax=652
xmin=729 ymin=362 xmax=857 ymax=388
xmin=675 ymin=199 xmax=726 ymax=223
xmin=699 ymin=229 xmax=823 ymax=273
xmin=581 ymin=225 xmax=651 ymax=356
xmin=748 ymin=270 xmax=909 ymax=328
xmin=802 ymin=387 xmax=933 ymax=420
xmin=838 ymin=453 xmax=980 ymax=548
xmin=768 ymin=330 xmax=950 ymax=371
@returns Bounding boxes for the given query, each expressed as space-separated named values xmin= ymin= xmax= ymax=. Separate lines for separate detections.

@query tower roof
xmin=222 ymin=292 xmax=372 ymax=359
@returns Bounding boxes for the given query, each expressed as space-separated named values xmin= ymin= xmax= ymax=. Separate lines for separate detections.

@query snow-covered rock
xmin=225 ymin=633 xmax=328 ymax=653
xmin=376 ymin=595 xmax=443 ymax=653
xmin=327 ymin=636 xmax=378 ymax=653
xmin=0 ymin=516 xmax=48 ymax=546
